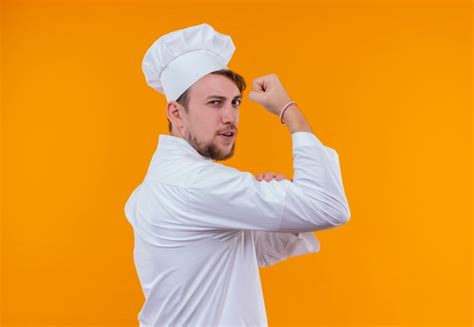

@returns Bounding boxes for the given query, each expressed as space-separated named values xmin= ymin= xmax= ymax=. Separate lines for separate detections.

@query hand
xmin=248 ymin=73 xmax=292 ymax=116
xmin=255 ymin=171 xmax=290 ymax=182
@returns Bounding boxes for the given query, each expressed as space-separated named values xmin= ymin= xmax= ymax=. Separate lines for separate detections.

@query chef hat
xmin=142 ymin=23 xmax=236 ymax=102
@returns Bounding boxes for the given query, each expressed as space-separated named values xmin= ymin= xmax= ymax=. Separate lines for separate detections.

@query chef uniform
xmin=124 ymin=23 xmax=351 ymax=327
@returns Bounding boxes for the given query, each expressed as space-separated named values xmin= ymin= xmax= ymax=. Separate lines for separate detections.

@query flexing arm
xmin=180 ymin=73 xmax=350 ymax=232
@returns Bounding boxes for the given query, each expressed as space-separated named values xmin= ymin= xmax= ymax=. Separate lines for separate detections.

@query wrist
xmin=279 ymin=101 xmax=297 ymax=124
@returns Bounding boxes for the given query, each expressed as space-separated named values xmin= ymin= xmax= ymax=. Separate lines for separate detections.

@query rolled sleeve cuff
xmin=292 ymin=131 xmax=323 ymax=150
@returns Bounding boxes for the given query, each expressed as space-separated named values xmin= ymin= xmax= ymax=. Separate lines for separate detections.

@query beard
xmin=186 ymin=131 xmax=235 ymax=161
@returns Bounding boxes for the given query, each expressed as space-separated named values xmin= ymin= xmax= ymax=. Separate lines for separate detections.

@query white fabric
xmin=124 ymin=132 xmax=351 ymax=326
xmin=141 ymin=23 xmax=235 ymax=102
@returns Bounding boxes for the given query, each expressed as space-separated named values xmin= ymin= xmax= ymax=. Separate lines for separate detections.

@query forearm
xmin=283 ymin=104 xmax=314 ymax=134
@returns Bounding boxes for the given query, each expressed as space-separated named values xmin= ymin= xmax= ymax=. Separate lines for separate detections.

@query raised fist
xmin=248 ymin=73 xmax=292 ymax=116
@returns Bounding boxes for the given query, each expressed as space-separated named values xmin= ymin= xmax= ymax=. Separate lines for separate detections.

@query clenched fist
xmin=248 ymin=73 xmax=292 ymax=116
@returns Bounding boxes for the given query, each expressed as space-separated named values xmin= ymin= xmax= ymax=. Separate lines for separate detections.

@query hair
xmin=168 ymin=69 xmax=247 ymax=133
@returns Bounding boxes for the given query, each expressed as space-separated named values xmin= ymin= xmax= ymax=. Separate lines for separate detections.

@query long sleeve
xmin=251 ymin=133 xmax=342 ymax=266
xmin=178 ymin=131 xmax=351 ymax=233
xmin=252 ymin=230 xmax=320 ymax=267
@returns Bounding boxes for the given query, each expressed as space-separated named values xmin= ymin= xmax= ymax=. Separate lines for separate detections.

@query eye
xmin=232 ymin=99 xmax=242 ymax=106
xmin=209 ymin=100 xmax=221 ymax=105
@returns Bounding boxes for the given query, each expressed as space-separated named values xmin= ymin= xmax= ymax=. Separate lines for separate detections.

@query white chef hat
xmin=142 ymin=23 xmax=236 ymax=102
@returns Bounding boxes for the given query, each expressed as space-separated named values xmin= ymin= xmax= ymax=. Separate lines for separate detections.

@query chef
xmin=124 ymin=22 xmax=351 ymax=326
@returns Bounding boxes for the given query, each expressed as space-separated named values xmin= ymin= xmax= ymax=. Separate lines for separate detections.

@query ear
xmin=166 ymin=101 xmax=186 ymax=132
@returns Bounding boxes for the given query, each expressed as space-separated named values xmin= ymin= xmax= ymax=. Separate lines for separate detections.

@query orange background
xmin=1 ymin=0 xmax=472 ymax=326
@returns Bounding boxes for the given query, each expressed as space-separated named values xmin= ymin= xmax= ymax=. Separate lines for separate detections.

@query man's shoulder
xmin=186 ymin=161 xmax=255 ymax=192
xmin=146 ymin=159 xmax=253 ymax=191
xmin=144 ymin=158 xmax=236 ymax=187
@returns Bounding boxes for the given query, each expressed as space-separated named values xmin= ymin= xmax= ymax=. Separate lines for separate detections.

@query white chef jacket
xmin=124 ymin=131 xmax=350 ymax=327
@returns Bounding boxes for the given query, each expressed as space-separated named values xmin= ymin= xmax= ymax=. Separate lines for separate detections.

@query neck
xmin=170 ymin=127 xmax=185 ymax=139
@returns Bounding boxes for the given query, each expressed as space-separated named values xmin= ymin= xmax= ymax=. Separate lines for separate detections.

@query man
xmin=125 ymin=23 xmax=351 ymax=326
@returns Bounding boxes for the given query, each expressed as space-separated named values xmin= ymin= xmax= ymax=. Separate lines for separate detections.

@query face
xmin=173 ymin=73 xmax=241 ymax=161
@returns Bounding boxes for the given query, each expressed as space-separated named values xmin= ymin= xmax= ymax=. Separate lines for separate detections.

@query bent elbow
xmin=337 ymin=208 xmax=351 ymax=224
xmin=305 ymin=202 xmax=350 ymax=230
xmin=320 ymin=206 xmax=349 ymax=226
xmin=319 ymin=191 xmax=351 ymax=224
xmin=336 ymin=201 xmax=351 ymax=224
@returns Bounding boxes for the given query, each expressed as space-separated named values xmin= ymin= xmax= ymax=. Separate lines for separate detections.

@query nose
xmin=221 ymin=102 xmax=238 ymax=125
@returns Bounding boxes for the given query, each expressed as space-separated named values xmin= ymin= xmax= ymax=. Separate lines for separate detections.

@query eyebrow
xmin=205 ymin=94 xmax=242 ymax=101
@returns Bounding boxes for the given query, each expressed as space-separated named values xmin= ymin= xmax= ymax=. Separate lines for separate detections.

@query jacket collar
xmin=155 ymin=134 xmax=214 ymax=162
